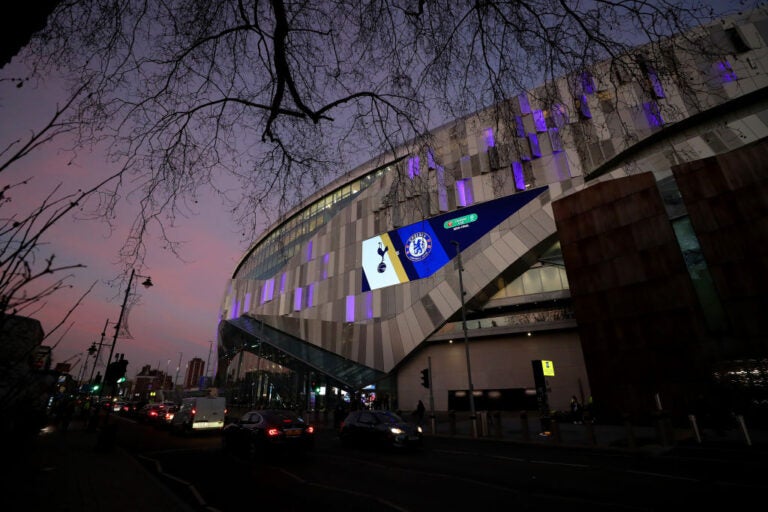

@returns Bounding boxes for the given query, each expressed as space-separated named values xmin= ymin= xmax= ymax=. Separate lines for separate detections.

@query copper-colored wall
xmin=674 ymin=138 xmax=768 ymax=358
xmin=553 ymin=173 xmax=710 ymax=421
xmin=553 ymin=139 xmax=768 ymax=422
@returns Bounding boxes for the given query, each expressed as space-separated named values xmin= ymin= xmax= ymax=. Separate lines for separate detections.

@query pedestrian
xmin=584 ymin=395 xmax=595 ymax=423
xmin=415 ymin=399 xmax=426 ymax=426
xmin=570 ymin=395 xmax=582 ymax=424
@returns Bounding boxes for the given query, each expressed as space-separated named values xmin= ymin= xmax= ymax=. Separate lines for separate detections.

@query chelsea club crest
xmin=404 ymin=232 xmax=432 ymax=262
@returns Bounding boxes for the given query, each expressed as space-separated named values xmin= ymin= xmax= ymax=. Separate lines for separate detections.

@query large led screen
xmin=361 ymin=186 xmax=547 ymax=292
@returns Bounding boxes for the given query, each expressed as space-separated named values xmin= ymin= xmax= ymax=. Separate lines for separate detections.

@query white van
xmin=171 ymin=396 xmax=226 ymax=434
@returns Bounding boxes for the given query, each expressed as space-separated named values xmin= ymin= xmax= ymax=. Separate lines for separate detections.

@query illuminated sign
xmin=542 ymin=360 xmax=555 ymax=376
xmin=361 ymin=187 xmax=546 ymax=291
xmin=444 ymin=213 xmax=478 ymax=230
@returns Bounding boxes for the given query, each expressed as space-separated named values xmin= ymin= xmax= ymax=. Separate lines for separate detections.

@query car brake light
xmin=306 ymin=426 xmax=315 ymax=434
xmin=266 ymin=428 xmax=280 ymax=437
xmin=191 ymin=408 xmax=197 ymax=415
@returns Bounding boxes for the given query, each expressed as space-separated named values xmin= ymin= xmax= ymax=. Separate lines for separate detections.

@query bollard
xmin=653 ymin=411 xmax=675 ymax=447
xmin=520 ymin=411 xmax=530 ymax=441
xmin=477 ymin=411 xmax=486 ymax=437
xmin=550 ymin=419 xmax=561 ymax=444
xmin=623 ymin=414 xmax=637 ymax=449
xmin=584 ymin=412 xmax=597 ymax=445
xmin=493 ymin=411 xmax=502 ymax=438
xmin=688 ymin=414 xmax=702 ymax=443
xmin=735 ymin=414 xmax=752 ymax=446
xmin=448 ymin=410 xmax=456 ymax=436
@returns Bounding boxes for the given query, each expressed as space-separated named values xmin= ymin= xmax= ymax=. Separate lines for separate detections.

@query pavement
xmin=5 ymin=410 xmax=766 ymax=512
xmin=5 ymin=416 xmax=195 ymax=512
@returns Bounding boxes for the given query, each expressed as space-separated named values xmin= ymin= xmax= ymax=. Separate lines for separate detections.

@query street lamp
xmin=88 ymin=318 xmax=111 ymax=388
xmin=97 ymin=268 xmax=153 ymax=404
xmin=77 ymin=342 xmax=98 ymax=389
xmin=451 ymin=240 xmax=478 ymax=438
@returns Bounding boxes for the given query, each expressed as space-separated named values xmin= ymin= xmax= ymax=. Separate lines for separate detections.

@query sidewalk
xmin=421 ymin=409 xmax=767 ymax=452
xmin=5 ymin=418 xmax=194 ymax=512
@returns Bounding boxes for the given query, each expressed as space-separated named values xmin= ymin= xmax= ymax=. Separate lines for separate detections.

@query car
xmin=339 ymin=409 xmax=423 ymax=450
xmin=222 ymin=409 xmax=315 ymax=459
xmin=111 ymin=401 xmax=128 ymax=413
xmin=171 ymin=396 xmax=226 ymax=434
xmin=158 ymin=404 xmax=180 ymax=429
xmin=138 ymin=403 xmax=166 ymax=425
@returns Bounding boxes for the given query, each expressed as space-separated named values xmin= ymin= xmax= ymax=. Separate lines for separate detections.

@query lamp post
xmin=88 ymin=318 xmax=111 ymax=389
xmin=175 ymin=351 xmax=183 ymax=388
xmin=78 ymin=342 xmax=97 ymax=389
xmin=451 ymin=241 xmax=478 ymax=438
xmin=97 ymin=268 xmax=153 ymax=405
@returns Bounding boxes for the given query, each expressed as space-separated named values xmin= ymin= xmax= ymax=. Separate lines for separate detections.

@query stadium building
xmin=217 ymin=8 xmax=768 ymax=424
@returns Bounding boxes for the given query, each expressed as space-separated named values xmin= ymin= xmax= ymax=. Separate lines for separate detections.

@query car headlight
xmin=417 ymin=426 xmax=423 ymax=433
xmin=389 ymin=427 xmax=404 ymax=435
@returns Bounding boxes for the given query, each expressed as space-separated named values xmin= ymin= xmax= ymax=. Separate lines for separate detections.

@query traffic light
xmin=420 ymin=368 xmax=430 ymax=388
xmin=104 ymin=359 xmax=128 ymax=385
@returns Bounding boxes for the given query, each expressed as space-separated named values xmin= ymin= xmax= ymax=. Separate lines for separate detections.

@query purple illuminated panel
xmin=307 ymin=282 xmax=315 ymax=308
xmin=549 ymin=128 xmax=563 ymax=153
xmin=279 ymin=272 xmax=287 ymax=293
xmin=716 ymin=60 xmax=737 ymax=82
xmin=346 ymin=295 xmax=355 ymax=322
xmin=456 ymin=178 xmax=473 ymax=207
xmin=577 ymin=95 xmax=591 ymax=119
xmin=365 ymin=292 xmax=373 ymax=319
xmin=647 ymin=68 xmax=665 ymax=98
xmin=643 ymin=102 xmax=663 ymax=128
xmin=515 ymin=116 xmax=525 ymax=137
xmin=551 ymin=103 xmax=569 ymax=128
xmin=512 ymin=162 xmax=526 ymax=190
xmin=427 ymin=149 xmax=436 ymax=169
xmin=230 ymin=298 xmax=240 ymax=319
xmin=581 ymin=71 xmax=595 ymax=94
xmin=306 ymin=240 xmax=313 ymax=262
xmin=533 ymin=110 xmax=547 ymax=132
xmin=484 ymin=128 xmax=495 ymax=148
xmin=518 ymin=93 xmax=531 ymax=114
xmin=322 ymin=253 xmax=329 ymax=280
xmin=244 ymin=292 xmax=251 ymax=312
xmin=408 ymin=156 xmax=420 ymax=178
xmin=294 ymin=287 xmax=303 ymax=311
xmin=527 ymin=133 xmax=542 ymax=158
xmin=261 ymin=278 xmax=274 ymax=303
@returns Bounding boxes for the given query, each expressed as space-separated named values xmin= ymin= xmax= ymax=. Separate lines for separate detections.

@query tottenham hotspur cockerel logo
xmin=404 ymin=232 xmax=432 ymax=262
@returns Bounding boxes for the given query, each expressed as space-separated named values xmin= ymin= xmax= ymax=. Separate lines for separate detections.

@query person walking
xmin=415 ymin=399 xmax=426 ymax=426
xmin=570 ymin=395 xmax=583 ymax=424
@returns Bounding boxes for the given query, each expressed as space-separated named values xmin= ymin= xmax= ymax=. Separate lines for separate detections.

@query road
xmin=113 ymin=414 xmax=766 ymax=511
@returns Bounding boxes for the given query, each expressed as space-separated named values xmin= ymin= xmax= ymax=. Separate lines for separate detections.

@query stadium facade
xmin=218 ymin=8 xmax=768 ymax=424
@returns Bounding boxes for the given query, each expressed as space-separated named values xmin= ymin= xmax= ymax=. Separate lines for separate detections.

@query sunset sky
xmin=1 ymin=59 xmax=247 ymax=383
xmin=1 ymin=0 xmax=745 ymax=386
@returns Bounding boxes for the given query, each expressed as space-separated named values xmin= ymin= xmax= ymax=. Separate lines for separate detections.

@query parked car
xmin=171 ymin=396 xmax=226 ymax=434
xmin=222 ymin=409 xmax=315 ymax=458
xmin=123 ymin=400 xmax=146 ymax=418
xmin=158 ymin=404 xmax=179 ymax=429
xmin=138 ymin=403 xmax=166 ymax=425
xmin=339 ymin=409 xmax=423 ymax=450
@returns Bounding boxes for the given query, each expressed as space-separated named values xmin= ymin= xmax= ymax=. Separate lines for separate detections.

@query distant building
xmin=0 ymin=315 xmax=55 ymax=434
xmin=184 ymin=357 xmax=205 ymax=389
xmin=132 ymin=364 xmax=165 ymax=401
